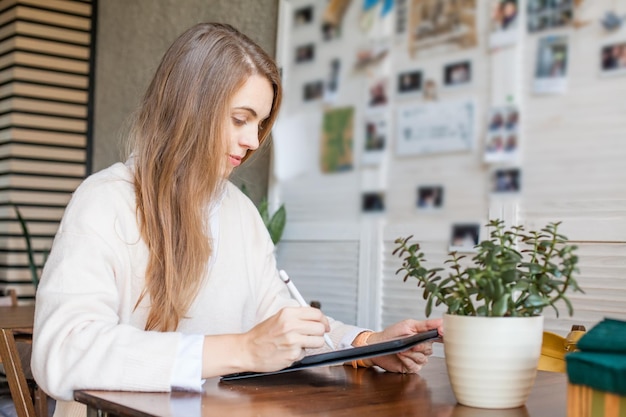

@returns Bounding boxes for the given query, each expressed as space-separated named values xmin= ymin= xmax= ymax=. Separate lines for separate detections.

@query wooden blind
xmin=0 ymin=0 xmax=95 ymax=300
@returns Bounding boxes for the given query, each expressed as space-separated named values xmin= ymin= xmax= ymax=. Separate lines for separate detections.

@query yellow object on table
xmin=539 ymin=330 xmax=567 ymax=373
xmin=539 ymin=325 xmax=587 ymax=373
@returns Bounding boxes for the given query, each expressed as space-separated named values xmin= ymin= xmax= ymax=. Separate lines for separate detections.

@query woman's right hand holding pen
xmin=244 ymin=307 xmax=331 ymax=372
xmin=200 ymin=306 xmax=331 ymax=379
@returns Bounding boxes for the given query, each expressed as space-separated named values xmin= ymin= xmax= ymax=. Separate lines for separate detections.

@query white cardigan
xmin=32 ymin=161 xmax=358 ymax=417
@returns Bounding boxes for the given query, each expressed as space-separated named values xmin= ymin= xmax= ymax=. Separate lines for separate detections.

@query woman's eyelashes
xmin=232 ymin=116 xmax=247 ymax=126
xmin=232 ymin=115 xmax=267 ymax=133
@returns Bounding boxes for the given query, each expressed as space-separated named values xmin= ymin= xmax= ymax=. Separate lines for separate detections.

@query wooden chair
xmin=0 ymin=289 xmax=49 ymax=417
xmin=0 ymin=289 xmax=18 ymax=307
xmin=0 ymin=328 xmax=37 ymax=417
xmin=0 ymin=288 xmax=17 ymax=391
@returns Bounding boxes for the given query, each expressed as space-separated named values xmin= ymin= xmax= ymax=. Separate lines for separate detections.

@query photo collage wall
xmin=277 ymin=0 xmax=623 ymax=252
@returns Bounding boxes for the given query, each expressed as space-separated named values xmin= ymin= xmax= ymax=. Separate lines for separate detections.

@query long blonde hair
xmin=129 ymin=23 xmax=282 ymax=331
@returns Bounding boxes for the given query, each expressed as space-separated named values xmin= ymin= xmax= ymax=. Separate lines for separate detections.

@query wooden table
xmin=75 ymin=357 xmax=567 ymax=417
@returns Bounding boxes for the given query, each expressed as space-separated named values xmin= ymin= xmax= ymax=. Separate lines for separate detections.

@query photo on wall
xmin=362 ymin=110 xmax=388 ymax=165
xmin=294 ymin=5 xmax=314 ymax=27
xmin=416 ymin=185 xmax=444 ymax=209
xmin=353 ymin=40 xmax=390 ymax=73
xmin=489 ymin=0 xmax=519 ymax=48
xmin=359 ymin=0 xmax=394 ymax=33
xmin=450 ymin=223 xmax=480 ymax=252
xmin=443 ymin=60 xmax=471 ymax=87
xmin=533 ymin=35 xmax=569 ymax=94
xmin=423 ymin=79 xmax=438 ymax=101
xmin=324 ymin=58 xmax=342 ymax=103
xmin=408 ymin=0 xmax=477 ymax=57
xmin=397 ymin=69 xmax=423 ymax=96
xmin=395 ymin=0 xmax=408 ymax=36
xmin=321 ymin=0 xmax=350 ymax=41
xmin=527 ymin=0 xmax=574 ymax=33
xmin=362 ymin=191 xmax=385 ymax=213
xmin=600 ymin=40 xmax=626 ymax=77
xmin=295 ymin=43 xmax=315 ymax=64
xmin=320 ymin=106 xmax=354 ymax=173
xmin=484 ymin=105 xmax=519 ymax=163
xmin=368 ymin=77 xmax=389 ymax=107
xmin=303 ymin=80 xmax=324 ymax=102
xmin=491 ymin=167 xmax=521 ymax=194
xmin=396 ymin=99 xmax=475 ymax=156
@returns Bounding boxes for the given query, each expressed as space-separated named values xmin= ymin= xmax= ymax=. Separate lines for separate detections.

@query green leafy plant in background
xmin=258 ymin=198 xmax=286 ymax=245
xmin=392 ymin=219 xmax=583 ymax=318
xmin=12 ymin=204 xmax=48 ymax=290
xmin=240 ymin=185 xmax=287 ymax=245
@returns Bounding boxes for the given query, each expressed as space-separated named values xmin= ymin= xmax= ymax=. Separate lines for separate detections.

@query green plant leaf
xmin=13 ymin=204 xmax=40 ymax=289
xmin=525 ymin=294 xmax=548 ymax=307
xmin=425 ymin=296 xmax=433 ymax=317
xmin=501 ymin=269 xmax=518 ymax=284
xmin=513 ymin=280 xmax=529 ymax=291
xmin=267 ymin=205 xmax=286 ymax=245
xmin=520 ymin=262 xmax=543 ymax=274
xmin=492 ymin=294 xmax=509 ymax=316
xmin=242 ymin=183 xmax=288 ymax=246
xmin=258 ymin=199 xmax=270 ymax=225
xmin=448 ymin=298 xmax=461 ymax=314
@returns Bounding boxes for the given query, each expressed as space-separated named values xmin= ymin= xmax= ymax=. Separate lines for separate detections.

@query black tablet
xmin=221 ymin=329 xmax=440 ymax=381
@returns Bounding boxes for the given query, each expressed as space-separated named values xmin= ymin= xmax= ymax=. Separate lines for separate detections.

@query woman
xmin=32 ymin=23 xmax=442 ymax=417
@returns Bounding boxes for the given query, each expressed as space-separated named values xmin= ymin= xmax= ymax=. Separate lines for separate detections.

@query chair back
xmin=0 ymin=289 xmax=18 ymax=307
xmin=0 ymin=328 xmax=37 ymax=417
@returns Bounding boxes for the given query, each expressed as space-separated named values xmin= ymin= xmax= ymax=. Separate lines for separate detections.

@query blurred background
xmin=0 ymin=0 xmax=624 ymax=348
xmin=271 ymin=0 xmax=626 ymax=343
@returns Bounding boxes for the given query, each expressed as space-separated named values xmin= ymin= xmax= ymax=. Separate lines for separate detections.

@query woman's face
xmin=225 ymin=74 xmax=274 ymax=176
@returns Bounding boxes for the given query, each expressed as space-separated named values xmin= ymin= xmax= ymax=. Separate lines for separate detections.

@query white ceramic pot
xmin=443 ymin=314 xmax=544 ymax=409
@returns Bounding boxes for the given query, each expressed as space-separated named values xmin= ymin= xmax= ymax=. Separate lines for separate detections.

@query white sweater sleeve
xmin=171 ymin=334 xmax=204 ymax=391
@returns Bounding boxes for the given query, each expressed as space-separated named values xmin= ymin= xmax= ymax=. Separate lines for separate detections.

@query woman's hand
xmin=242 ymin=306 xmax=331 ymax=372
xmin=364 ymin=318 xmax=443 ymax=373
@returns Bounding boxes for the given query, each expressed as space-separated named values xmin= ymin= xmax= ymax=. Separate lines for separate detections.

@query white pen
xmin=279 ymin=269 xmax=335 ymax=350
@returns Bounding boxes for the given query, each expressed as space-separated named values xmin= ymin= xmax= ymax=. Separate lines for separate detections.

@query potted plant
xmin=392 ymin=219 xmax=583 ymax=409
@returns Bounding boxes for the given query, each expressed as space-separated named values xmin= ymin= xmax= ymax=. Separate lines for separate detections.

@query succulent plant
xmin=393 ymin=219 xmax=583 ymax=317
